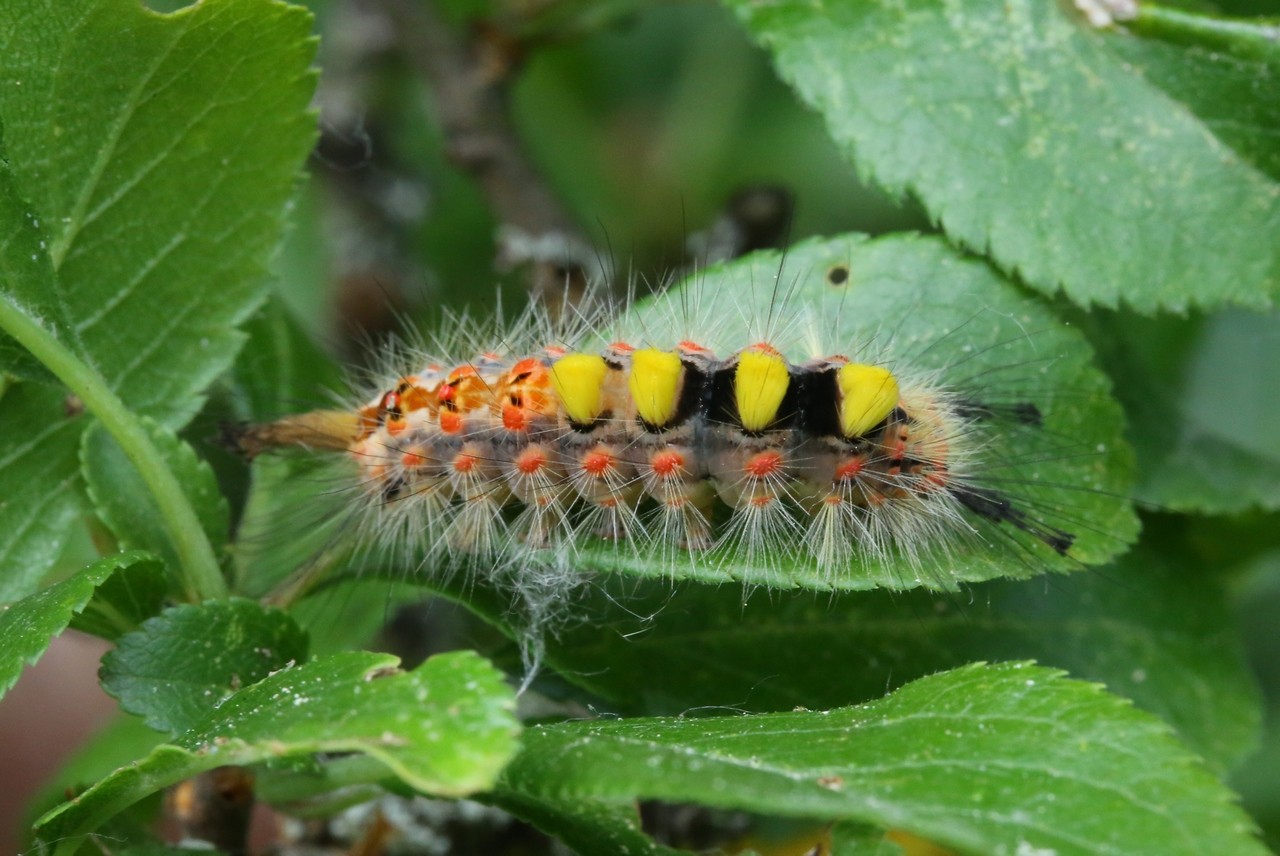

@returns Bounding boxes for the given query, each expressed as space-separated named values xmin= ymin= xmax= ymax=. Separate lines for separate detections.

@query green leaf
xmin=1089 ymin=307 xmax=1280 ymax=514
xmin=0 ymin=128 xmax=71 ymax=383
xmin=99 ymin=598 xmax=309 ymax=735
xmin=69 ymin=557 xmax=169 ymax=641
xmin=0 ymin=0 xmax=318 ymax=423
xmin=1107 ymin=10 xmax=1280 ymax=182
xmin=0 ymin=384 xmax=88 ymax=601
xmin=537 ymin=533 xmax=1259 ymax=772
xmin=0 ymin=135 xmax=86 ymax=600
xmin=0 ymin=551 xmax=158 ymax=699
xmin=0 ymin=0 xmax=318 ymax=596
xmin=499 ymin=662 xmax=1266 ymax=856
xmin=580 ymin=233 xmax=1137 ymax=590
xmin=36 ymin=651 xmax=521 ymax=847
xmin=725 ymin=0 xmax=1279 ymax=311
xmin=81 ymin=417 xmax=230 ymax=576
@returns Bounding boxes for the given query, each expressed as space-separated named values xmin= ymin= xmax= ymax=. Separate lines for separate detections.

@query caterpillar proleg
xmin=236 ymin=235 xmax=1138 ymax=595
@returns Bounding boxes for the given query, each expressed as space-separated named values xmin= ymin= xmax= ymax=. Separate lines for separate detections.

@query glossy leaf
xmin=500 ymin=663 xmax=1266 ymax=856
xmin=99 ymin=598 xmax=309 ymax=735
xmin=37 ymin=651 xmax=521 ymax=846
xmin=0 ymin=0 xmax=317 ymax=596
xmin=536 ymin=535 xmax=1259 ymax=772
xmin=69 ymin=558 xmax=169 ymax=641
xmin=726 ymin=0 xmax=1279 ymax=311
xmin=0 ymin=552 xmax=158 ymax=699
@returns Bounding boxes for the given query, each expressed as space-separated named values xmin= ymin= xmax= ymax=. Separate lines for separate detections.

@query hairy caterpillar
xmin=235 ymin=235 xmax=1137 ymax=595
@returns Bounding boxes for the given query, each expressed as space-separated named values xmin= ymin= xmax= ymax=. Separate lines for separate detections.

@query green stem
xmin=1134 ymin=5 xmax=1280 ymax=63
xmin=0 ymin=301 xmax=227 ymax=602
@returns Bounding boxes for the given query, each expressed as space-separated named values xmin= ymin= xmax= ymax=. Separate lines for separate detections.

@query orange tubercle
xmin=515 ymin=449 xmax=547 ymax=475
xmin=835 ymin=457 xmax=865 ymax=481
xmin=582 ymin=451 xmax=614 ymax=477
xmin=650 ymin=450 xmax=685 ymax=479
xmin=744 ymin=450 xmax=783 ymax=479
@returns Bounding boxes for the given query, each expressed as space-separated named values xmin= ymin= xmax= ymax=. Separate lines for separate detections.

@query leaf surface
xmin=500 ymin=663 xmax=1266 ymax=856
xmin=37 ymin=651 xmax=520 ymax=845
xmin=81 ymin=417 xmax=230 ymax=575
xmin=100 ymin=598 xmax=309 ymax=734
xmin=726 ymin=0 xmax=1279 ymax=311
xmin=537 ymin=536 xmax=1259 ymax=771
xmin=0 ymin=0 xmax=317 ymax=596
xmin=0 ymin=552 xmax=158 ymax=699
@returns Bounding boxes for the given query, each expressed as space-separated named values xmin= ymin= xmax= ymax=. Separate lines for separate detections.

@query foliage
xmin=1 ymin=0 xmax=1278 ymax=854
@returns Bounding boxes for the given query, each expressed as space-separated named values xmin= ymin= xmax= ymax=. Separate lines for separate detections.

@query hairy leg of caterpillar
xmin=560 ymin=431 xmax=646 ymax=541
xmin=502 ymin=441 xmax=571 ymax=549
xmin=715 ymin=485 xmax=804 ymax=578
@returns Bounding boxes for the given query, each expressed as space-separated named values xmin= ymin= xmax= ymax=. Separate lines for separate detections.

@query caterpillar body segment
xmin=241 ymin=333 xmax=1076 ymax=584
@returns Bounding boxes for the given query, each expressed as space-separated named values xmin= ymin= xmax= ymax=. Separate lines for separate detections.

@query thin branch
xmin=376 ymin=0 xmax=599 ymax=307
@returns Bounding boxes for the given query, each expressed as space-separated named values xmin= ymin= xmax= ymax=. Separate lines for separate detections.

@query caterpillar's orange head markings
xmin=629 ymin=349 xmax=683 ymax=429
xmin=550 ymin=353 xmax=609 ymax=427
xmin=438 ymin=365 xmax=497 ymax=414
xmin=355 ymin=403 xmax=382 ymax=440
xmin=837 ymin=363 xmax=900 ymax=438
xmin=498 ymin=358 xmax=556 ymax=431
xmin=735 ymin=348 xmax=790 ymax=433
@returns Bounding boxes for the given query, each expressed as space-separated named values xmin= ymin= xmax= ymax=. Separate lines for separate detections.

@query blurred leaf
xmin=575 ymin=234 xmax=1137 ymax=590
xmin=833 ymin=824 xmax=906 ymax=856
xmin=81 ymin=418 xmax=230 ymax=576
xmin=537 ymin=532 xmax=1260 ymax=772
xmin=226 ymin=297 xmax=345 ymax=424
xmin=726 ymin=0 xmax=1279 ymax=311
xmin=0 ymin=0 xmax=317 ymax=595
xmin=1108 ymin=11 xmax=1280 ymax=181
xmin=69 ymin=556 xmax=169 ymax=641
xmin=29 ymin=714 xmax=164 ymax=819
xmin=500 ymin=663 xmax=1266 ymax=856
xmin=1088 ymin=307 xmax=1280 ymax=514
xmin=100 ymin=598 xmax=309 ymax=735
xmin=37 ymin=651 xmax=521 ymax=846
xmin=0 ymin=551 xmax=156 ymax=699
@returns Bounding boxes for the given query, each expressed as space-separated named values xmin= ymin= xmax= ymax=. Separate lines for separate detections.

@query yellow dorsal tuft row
xmin=550 ymin=349 xmax=899 ymax=437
